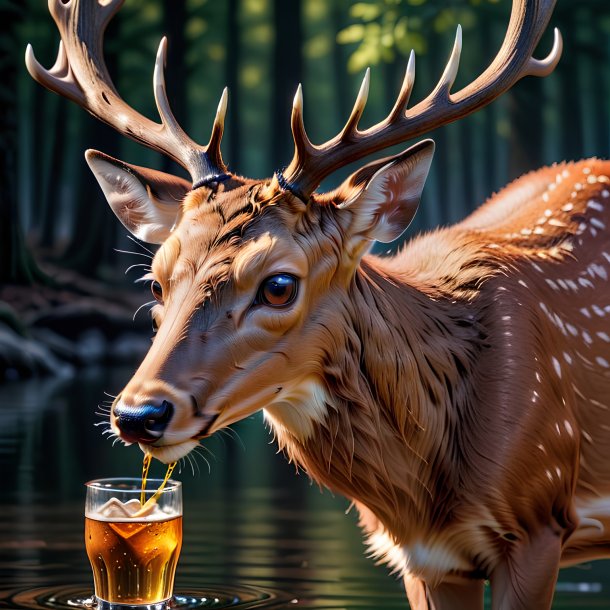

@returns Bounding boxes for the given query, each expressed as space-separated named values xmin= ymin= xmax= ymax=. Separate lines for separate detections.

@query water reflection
xmin=0 ymin=367 xmax=609 ymax=608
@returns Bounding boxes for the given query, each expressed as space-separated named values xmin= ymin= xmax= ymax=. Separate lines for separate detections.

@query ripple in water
xmin=4 ymin=585 xmax=289 ymax=610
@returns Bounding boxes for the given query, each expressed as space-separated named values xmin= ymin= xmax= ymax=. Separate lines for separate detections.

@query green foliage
xmin=337 ymin=0 xmax=503 ymax=73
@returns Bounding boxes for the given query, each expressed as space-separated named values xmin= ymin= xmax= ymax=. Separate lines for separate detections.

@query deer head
xmin=26 ymin=0 xmax=561 ymax=463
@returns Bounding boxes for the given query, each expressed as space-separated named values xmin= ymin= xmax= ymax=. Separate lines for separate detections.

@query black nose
xmin=113 ymin=400 xmax=174 ymax=444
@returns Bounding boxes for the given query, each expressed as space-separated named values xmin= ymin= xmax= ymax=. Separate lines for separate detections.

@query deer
xmin=26 ymin=0 xmax=610 ymax=608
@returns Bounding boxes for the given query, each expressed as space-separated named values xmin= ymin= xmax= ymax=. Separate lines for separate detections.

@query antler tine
xmin=524 ymin=27 xmax=562 ymax=77
xmin=25 ymin=41 xmax=84 ymax=106
xmin=388 ymin=51 xmax=416 ymax=123
xmin=340 ymin=68 xmax=371 ymax=139
xmin=282 ymin=0 xmax=561 ymax=199
xmin=27 ymin=0 xmax=227 ymax=187
xmin=153 ymin=37 xmax=188 ymax=139
xmin=432 ymin=26 xmax=463 ymax=98
xmin=286 ymin=84 xmax=316 ymax=186
xmin=206 ymin=87 xmax=229 ymax=172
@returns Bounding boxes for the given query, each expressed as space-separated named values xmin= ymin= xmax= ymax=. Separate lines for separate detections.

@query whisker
xmin=126 ymin=234 xmax=156 ymax=256
xmin=186 ymin=452 xmax=197 ymax=477
xmin=194 ymin=443 xmax=216 ymax=460
xmin=103 ymin=392 xmax=118 ymax=399
xmin=192 ymin=445 xmax=211 ymax=474
xmin=133 ymin=300 xmax=155 ymax=321
xmin=223 ymin=426 xmax=246 ymax=451
xmin=115 ymin=248 xmax=153 ymax=260
xmin=125 ymin=263 xmax=152 ymax=275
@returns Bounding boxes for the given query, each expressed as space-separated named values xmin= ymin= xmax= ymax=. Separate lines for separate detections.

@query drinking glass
xmin=85 ymin=478 xmax=182 ymax=610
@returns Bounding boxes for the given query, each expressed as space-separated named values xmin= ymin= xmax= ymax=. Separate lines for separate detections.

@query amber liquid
xmin=85 ymin=514 xmax=182 ymax=604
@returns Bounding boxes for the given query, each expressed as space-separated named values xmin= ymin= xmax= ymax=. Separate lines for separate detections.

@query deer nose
xmin=113 ymin=400 xmax=174 ymax=444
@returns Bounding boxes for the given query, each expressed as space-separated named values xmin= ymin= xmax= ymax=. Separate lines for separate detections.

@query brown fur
xmin=106 ymin=159 xmax=610 ymax=609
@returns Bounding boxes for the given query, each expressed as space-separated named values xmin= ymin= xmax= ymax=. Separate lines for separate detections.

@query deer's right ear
xmin=85 ymin=150 xmax=192 ymax=244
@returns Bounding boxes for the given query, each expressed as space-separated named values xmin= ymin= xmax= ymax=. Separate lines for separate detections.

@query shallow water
xmin=1 ymin=366 xmax=609 ymax=609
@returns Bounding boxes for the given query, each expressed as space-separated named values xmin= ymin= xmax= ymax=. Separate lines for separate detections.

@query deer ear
xmin=85 ymin=149 xmax=192 ymax=244
xmin=337 ymin=139 xmax=434 ymax=244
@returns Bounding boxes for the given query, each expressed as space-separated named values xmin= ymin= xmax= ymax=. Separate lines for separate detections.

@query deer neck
xmin=265 ymin=256 xmax=483 ymax=543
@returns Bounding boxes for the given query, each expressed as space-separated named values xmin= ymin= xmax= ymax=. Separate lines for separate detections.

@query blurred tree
xmin=8 ymin=0 xmax=610 ymax=282
xmin=0 ymin=0 xmax=45 ymax=284
xmin=271 ymin=0 xmax=303 ymax=169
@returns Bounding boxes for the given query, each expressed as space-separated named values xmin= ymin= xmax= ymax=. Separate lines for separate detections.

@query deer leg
xmin=490 ymin=525 xmax=562 ymax=610
xmin=403 ymin=573 xmax=484 ymax=610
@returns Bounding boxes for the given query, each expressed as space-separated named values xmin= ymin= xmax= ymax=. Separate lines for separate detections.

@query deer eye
xmin=257 ymin=274 xmax=298 ymax=307
xmin=151 ymin=280 xmax=163 ymax=302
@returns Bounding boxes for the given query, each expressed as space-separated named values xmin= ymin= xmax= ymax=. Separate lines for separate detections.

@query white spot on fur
xmin=592 ymin=305 xmax=606 ymax=317
xmin=596 ymin=357 xmax=610 ymax=368
xmin=591 ymin=217 xmax=605 ymax=230
xmin=562 ymin=202 xmax=574 ymax=212
xmin=580 ymin=307 xmax=591 ymax=319
xmin=578 ymin=277 xmax=594 ymax=289
xmin=587 ymin=200 xmax=604 ymax=212
xmin=597 ymin=331 xmax=610 ymax=342
xmin=552 ymin=357 xmax=562 ymax=377
xmin=564 ymin=352 xmax=573 ymax=364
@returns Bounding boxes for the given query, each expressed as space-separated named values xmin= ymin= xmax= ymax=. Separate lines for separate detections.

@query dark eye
xmin=151 ymin=280 xmax=163 ymax=302
xmin=257 ymin=274 xmax=298 ymax=307
xmin=151 ymin=315 xmax=159 ymax=333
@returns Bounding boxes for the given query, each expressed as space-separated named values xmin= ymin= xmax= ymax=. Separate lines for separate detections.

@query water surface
xmin=1 ymin=367 xmax=608 ymax=608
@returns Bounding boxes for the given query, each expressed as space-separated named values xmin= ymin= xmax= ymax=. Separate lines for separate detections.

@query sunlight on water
xmin=1 ymin=367 xmax=609 ymax=609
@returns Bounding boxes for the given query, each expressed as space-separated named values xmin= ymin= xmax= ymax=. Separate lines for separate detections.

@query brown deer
xmin=26 ymin=0 xmax=610 ymax=608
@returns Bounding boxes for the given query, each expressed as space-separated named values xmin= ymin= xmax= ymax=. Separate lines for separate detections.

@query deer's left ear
xmin=336 ymin=139 xmax=434 ymax=245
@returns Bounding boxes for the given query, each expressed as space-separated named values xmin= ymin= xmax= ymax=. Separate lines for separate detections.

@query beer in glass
xmin=85 ymin=478 xmax=182 ymax=609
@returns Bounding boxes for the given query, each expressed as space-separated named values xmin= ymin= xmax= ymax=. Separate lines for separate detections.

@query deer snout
xmin=113 ymin=400 xmax=174 ymax=444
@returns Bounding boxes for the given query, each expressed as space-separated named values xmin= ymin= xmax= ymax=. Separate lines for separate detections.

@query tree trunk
xmin=271 ymin=0 xmax=303 ymax=171
xmin=0 ymin=0 xmax=45 ymax=285
xmin=161 ymin=0 xmax=188 ymax=177
xmin=226 ymin=0 xmax=241 ymax=169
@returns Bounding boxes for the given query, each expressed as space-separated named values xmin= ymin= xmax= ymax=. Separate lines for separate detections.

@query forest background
xmin=1 ymin=0 xmax=610 ymax=378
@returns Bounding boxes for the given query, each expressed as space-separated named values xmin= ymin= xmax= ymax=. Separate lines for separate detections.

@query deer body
xmin=28 ymin=0 xmax=610 ymax=606
xmin=263 ymin=159 xmax=610 ymax=605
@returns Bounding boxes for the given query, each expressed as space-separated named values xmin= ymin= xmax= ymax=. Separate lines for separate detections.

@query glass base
xmin=94 ymin=596 xmax=171 ymax=610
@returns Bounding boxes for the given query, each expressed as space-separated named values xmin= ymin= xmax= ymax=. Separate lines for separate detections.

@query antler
xmin=281 ymin=0 xmax=562 ymax=199
xmin=25 ymin=0 xmax=228 ymax=187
